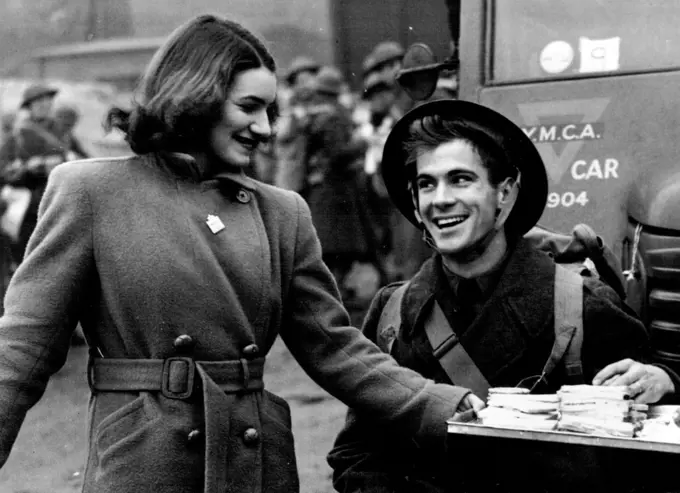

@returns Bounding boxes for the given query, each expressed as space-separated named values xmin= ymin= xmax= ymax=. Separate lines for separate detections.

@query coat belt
xmin=89 ymin=356 xmax=265 ymax=493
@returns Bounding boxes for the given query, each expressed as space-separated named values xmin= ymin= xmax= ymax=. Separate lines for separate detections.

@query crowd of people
xmin=249 ymin=42 xmax=458 ymax=304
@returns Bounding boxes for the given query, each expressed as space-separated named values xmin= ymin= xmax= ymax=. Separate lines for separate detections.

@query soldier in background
xmin=0 ymin=84 xmax=71 ymax=265
xmin=52 ymin=105 xmax=89 ymax=160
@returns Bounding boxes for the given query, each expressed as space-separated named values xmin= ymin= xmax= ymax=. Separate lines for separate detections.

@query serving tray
xmin=446 ymin=420 xmax=680 ymax=455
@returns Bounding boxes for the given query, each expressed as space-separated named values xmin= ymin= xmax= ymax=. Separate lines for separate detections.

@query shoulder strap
xmin=376 ymin=284 xmax=491 ymax=399
xmin=425 ymin=302 xmax=491 ymax=401
xmin=553 ymin=264 xmax=584 ymax=382
xmin=376 ymin=283 xmax=409 ymax=354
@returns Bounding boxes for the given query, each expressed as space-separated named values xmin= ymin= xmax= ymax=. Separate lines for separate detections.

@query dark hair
xmin=403 ymin=114 xmax=518 ymax=186
xmin=107 ymin=14 xmax=278 ymax=155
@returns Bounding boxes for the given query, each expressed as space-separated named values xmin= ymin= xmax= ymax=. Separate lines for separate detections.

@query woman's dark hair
xmin=107 ymin=14 xmax=278 ymax=155
xmin=403 ymin=114 xmax=518 ymax=186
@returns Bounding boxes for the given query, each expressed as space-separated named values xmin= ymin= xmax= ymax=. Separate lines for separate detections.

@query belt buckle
xmin=161 ymin=356 xmax=196 ymax=399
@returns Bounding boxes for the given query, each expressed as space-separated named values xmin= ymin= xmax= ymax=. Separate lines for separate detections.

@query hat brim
xmin=21 ymin=89 xmax=58 ymax=108
xmin=380 ymin=99 xmax=548 ymax=236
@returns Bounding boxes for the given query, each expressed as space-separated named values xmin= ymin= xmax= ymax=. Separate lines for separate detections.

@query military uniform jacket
xmin=329 ymin=239 xmax=676 ymax=493
xmin=0 ymin=153 xmax=469 ymax=493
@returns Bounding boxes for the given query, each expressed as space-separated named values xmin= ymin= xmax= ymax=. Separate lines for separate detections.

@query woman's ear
xmin=494 ymin=177 xmax=520 ymax=229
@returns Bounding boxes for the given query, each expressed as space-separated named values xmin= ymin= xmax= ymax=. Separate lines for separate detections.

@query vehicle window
xmin=492 ymin=0 xmax=680 ymax=81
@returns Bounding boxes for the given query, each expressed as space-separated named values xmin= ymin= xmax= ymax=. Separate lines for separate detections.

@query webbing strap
xmin=425 ymin=301 xmax=490 ymax=401
xmin=554 ymin=264 xmax=584 ymax=382
xmin=376 ymin=283 xmax=408 ymax=354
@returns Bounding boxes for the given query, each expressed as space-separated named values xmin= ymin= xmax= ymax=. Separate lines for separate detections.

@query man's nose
xmin=433 ymin=182 xmax=456 ymax=206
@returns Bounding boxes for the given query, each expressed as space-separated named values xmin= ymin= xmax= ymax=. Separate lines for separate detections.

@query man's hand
xmin=593 ymin=358 xmax=675 ymax=403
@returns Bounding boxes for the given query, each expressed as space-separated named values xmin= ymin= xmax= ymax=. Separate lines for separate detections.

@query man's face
xmin=368 ymin=87 xmax=396 ymax=115
xmin=29 ymin=96 xmax=54 ymax=120
xmin=415 ymin=139 xmax=502 ymax=257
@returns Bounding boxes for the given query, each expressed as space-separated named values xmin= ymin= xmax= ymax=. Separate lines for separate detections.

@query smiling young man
xmin=328 ymin=100 xmax=678 ymax=493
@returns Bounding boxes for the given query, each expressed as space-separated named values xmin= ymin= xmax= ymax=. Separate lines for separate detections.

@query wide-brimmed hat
xmin=381 ymin=99 xmax=548 ymax=235
xmin=313 ymin=66 xmax=344 ymax=97
xmin=363 ymin=41 xmax=405 ymax=76
xmin=284 ymin=56 xmax=320 ymax=85
xmin=362 ymin=72 xmax=395 ymax=100
xmin=20 ymin=84 xmax=58 ymax=109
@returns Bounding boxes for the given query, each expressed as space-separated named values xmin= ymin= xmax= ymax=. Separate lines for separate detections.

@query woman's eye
xmin=417 ymin=180 xmax=433 ymax=190
xmin=240 ymin=104 xmax=258 ymax=113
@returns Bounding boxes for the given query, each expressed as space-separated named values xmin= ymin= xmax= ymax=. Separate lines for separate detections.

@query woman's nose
xmin=250 ymin=110 xmax=272 ymax=138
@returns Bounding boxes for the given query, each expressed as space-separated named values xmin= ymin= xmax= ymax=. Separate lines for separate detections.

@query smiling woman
xmin=0 ymin=12 xmax=470 ymax=493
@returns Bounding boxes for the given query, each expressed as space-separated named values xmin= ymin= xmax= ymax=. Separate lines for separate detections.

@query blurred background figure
xmin=292 ymin=66 xmax=382 ymax=304
xmin=361 ymin=40 xmax=404 ymax=87
xmin=273 ymin=56 xmax=320 ymax=193
xmin=285 ymin=55 xmax=321 ymax=93
xmin=52 ymin=105 xmax=89 ymax=160
xmin=0 ymin=84 xmax=69 ymax=266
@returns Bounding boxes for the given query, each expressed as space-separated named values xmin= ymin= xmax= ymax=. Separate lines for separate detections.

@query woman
xmin=0 ymin=15 xmax=471 ymax=493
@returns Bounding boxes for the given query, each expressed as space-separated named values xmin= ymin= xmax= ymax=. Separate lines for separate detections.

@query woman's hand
xmin=593 ymin=358 xmax=675 ymax=403
xmin=450 ymin=392 xmax=486 ymax=422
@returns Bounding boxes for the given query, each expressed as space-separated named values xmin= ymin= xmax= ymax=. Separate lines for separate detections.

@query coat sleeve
xmin=279 ymin=195 xmax=469 ymax=453
xmin=327 ymin=286 xmax=424 ymax=493
xmin=0 ymin=162 xmax=94 ymax=467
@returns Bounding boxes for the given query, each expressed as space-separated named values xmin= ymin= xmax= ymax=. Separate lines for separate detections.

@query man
xmin=328 ymin=100 xmax=678 ymax=493
xmin=0 ymin=84 xmax=69 ymax=264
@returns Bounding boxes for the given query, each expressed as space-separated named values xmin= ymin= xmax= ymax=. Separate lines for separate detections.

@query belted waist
xmin=89 ymin=356 xmax=265 ymax=399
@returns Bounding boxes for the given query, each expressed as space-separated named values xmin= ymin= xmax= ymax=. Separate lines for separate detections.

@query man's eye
xmin=451 ymin=175 xmax=472 ymax=186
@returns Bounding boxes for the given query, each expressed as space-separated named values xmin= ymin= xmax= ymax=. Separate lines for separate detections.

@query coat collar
xmin=150 ymin=152 xmax=257 ymax=192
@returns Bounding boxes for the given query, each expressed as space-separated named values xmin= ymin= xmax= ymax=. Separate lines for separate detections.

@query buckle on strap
xmin=161 ymin=357 xmax=196 ymax=399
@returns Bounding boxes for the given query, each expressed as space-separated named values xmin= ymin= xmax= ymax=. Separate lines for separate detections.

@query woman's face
xmin=209 ymin=66 xmax=277 ymax=169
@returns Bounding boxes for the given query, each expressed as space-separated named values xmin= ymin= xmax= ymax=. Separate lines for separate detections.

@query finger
xmin=602 ymin=365 xmax=646 ymax=387
xmin=457 ymin=394 xmax=473 ymax=412
xmin=593 ymin=359 xmax=635 ymax=385
xmin=633 ymin=382 xmax=662 ymax=405
xmin=470 ymin=395 xmax=486 ymax=413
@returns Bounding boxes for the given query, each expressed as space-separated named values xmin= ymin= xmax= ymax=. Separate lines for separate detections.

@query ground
xmin=0 ymin=336 xmax=349 ymax=493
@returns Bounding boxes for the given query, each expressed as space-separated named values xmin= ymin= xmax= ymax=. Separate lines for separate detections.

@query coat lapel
xmin=402 ymin=239 xmax=556 ymax=383
xmin=459 ymin=239 xmax=555 ymax=381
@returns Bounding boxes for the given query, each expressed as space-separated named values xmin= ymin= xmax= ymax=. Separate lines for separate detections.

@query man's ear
xmin=410 ymin=188 xmax=424 ymax=225
xmin=494 ymin=177 xmax=520 ymax=229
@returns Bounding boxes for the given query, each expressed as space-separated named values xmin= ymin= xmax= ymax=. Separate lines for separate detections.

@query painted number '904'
xmin=547 ymin=191 xmax=589 ymax=208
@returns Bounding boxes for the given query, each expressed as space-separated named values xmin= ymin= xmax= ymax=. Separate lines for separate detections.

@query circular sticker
xmin=540 ymin=41 xmax=574 ymax=74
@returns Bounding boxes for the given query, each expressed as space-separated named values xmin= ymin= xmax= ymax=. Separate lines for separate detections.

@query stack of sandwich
xmin=556 ymin=385 xmax=646 ymax=438
xmin=477 ymin=387 xmax=560 ymax=431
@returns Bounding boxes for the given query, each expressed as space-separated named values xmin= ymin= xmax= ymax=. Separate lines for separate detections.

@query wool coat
xmin=329 ymin=239 xmax=680 ymax=493
xmin=0 ymin=153 xmax=469 ymax=493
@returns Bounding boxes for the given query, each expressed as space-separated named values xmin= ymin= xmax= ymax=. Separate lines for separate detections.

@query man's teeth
xmin=436 ymin=217 xmax=466 ymax=227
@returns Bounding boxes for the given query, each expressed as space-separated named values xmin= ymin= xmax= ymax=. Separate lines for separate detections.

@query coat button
xmin=174 ymin=334 xmax=194 ymax=351
xmin=187 ymin=429 xmax=203 ymax=444
xmin=243 ymin=427 xmax=259 ymax=445
xmin=242 ymin=344 xmax=259 ymax=359
xmin=236 ymin=189 xmax=251 ymax=204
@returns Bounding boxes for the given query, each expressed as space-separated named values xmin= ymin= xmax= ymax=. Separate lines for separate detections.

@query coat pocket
xmin=94 ymin=395 xmax=149 ymax=454
xmin=92 ymin=393 xmax=203 ymax=492
xmin=260 ymin=390 xmax=299 ymax=492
